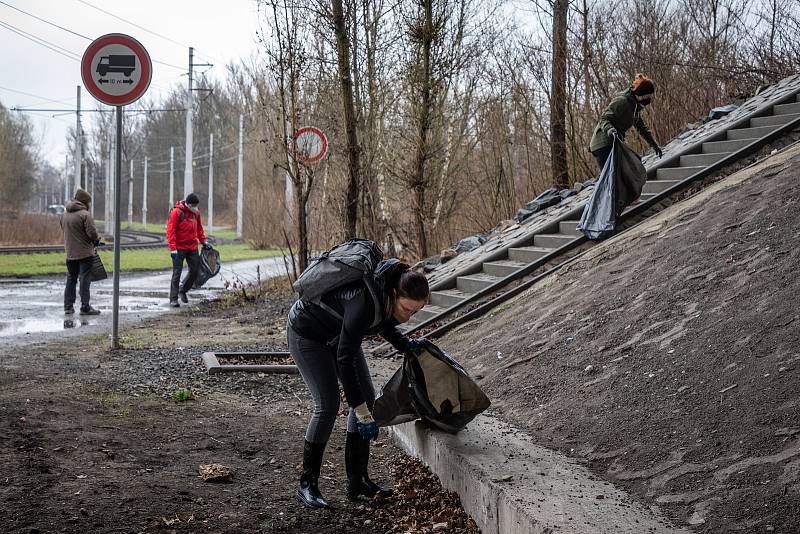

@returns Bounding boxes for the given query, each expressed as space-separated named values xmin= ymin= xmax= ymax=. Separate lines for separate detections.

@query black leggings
xmin=287 ymin=326 xmax=375 ymax=444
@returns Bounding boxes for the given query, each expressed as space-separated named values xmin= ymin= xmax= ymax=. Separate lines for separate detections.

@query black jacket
xmin=288 ymin=280 xmax=409 ymax=408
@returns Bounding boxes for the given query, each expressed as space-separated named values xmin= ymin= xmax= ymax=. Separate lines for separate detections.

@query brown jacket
xmin=61 ymin=190 xmax=99 ymax=261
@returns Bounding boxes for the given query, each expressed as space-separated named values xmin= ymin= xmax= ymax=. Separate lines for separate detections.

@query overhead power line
xmin=0 ymin=0 xmax=91 ymax=39
xmin=74 ymin=0 xmax=218 ymax=65
xmin=0 ymin=84 xmax=74 ymax=106
xmin=0 ymin=20 xmax=80 ymax=61
xmin=0 ymin=1 xmax=184 ymax=70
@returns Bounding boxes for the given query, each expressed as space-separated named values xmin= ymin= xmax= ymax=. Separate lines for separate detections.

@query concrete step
xmin=429 ymin=288 xmax=469 ymax=308
xmin=410 ymin=304 xmax=446 ymax=324
xmin=751 ymin=112 xmax=800 ymax=127
xmin=727 ymin=125 xmax=780 ymax=140
xmin=456 ymin=273 xmax=502 ymax=294
xmin=643 ymin=179 xmax=681 ymax=195
xmin=533 ymin=233 xmax=575 ymax=249
xmin=482 ymin=260 xmax=527 ymax=278
xmin=558 ymin=220 xmax=582 ymax=237
xmin=639 ymin=192 xmax=657 ymax=202
xmin=508 ymin=246 xmax=552 ymax=263
xmin=774 ymin=101 xmax=800 ymax=115
xmin=702 ymin=138 xmax=754 ymax=154
xmin=656 ymin=166 xmax=705 ymax=181
xmin=679 ymin=152 xmax=730 ymax=167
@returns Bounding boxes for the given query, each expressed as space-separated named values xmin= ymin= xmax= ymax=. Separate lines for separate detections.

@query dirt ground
xmin=0 ymin=283 xmax=477 ymax=533
xmin=437 ymin=144 xmax=800 ymax=532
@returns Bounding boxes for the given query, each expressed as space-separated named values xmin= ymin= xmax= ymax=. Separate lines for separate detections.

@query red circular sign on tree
xmin=294 ymin=127 xmax=328 ymax=163
xmin=81 ymin=33 xmax=152 ymax=106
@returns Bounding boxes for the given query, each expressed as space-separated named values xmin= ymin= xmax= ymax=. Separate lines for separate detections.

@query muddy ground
xmin=437 ymin=144 xmax=800 ymax=532
xmin=0 ymin=283 xmax=477 ymax=533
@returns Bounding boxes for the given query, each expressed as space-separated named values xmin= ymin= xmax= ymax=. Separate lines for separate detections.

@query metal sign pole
xmin=112 ymin=105 xmax=123 ymax=349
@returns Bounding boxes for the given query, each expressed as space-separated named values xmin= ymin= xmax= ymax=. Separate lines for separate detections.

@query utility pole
xmin=64 ymin=154 xmax=69 ymax=201
xmin=183 ymin=47 xmax=213 ymax=198
xmin=142 ymin=157 xmax=148 ymax=229
xmin=128 ymin=159 xmax=134 ymax=227
xmin=169 ymin=146 xmax=174 ymax=209
xmin=208 ymin=133 xmax=214 ymax=235
xmin=90 ymin=172 xmax=95 ymax=218
xmin=237 ymin=114 xmax=244 ymax=238
xmin=183 ymin=47 xmax=194 ymax=196
xmin=75 ymin=85 xmax=82 ymax=191
xmin=105 ymin=132 xmax=112 ymax=234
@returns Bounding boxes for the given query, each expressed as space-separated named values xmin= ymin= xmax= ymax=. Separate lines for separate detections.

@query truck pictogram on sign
xmin=96 ymin=55 xmax=136 ymax=77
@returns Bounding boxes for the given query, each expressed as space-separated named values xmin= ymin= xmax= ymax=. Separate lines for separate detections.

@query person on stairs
xmin=166 ymin=193 xmax=211 ymax=307
xmin=61 ymin=188 xmax=101 ymax=315
xmin=287 ymin=260 xmax=430 ymax=509
xmin=589 ymin=73 xmax=662 ymax=171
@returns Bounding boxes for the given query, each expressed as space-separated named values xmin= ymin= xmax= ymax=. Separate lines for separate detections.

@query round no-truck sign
xmin=81 ymin=33 xmax=152 ymax=106
xmin=294 ymin=127 xmax=328 ymax=163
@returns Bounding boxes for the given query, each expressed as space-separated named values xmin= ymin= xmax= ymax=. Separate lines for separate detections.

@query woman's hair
xmin=383 ymin=262 xmax=430 ymax=317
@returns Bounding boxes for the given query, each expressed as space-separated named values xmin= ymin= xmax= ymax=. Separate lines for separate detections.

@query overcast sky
xmin=0 ymin=0 xmax=262 ymax=167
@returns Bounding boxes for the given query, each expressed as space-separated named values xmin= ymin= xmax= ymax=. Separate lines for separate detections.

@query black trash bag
xmin=515 ymin=187 xmax=563 ymax=222
xmin=372 ymin=340 xmax=491 ymax=434
xmin=193 ymin=246 xmax=221 ymax=288
xmin=89 ymin=253 xmax=108 ymax=282
xmin=578 ymin=138 xmax=646 ymax=240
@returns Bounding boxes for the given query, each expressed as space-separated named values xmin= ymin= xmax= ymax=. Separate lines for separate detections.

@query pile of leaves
xmin=371 ymin=455 xmax=480 ymax=533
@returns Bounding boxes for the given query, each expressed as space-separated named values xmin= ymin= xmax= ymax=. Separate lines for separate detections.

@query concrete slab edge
xmin=201 ymin=351 xmax=298 ymax=374
xmin=388 ymin=414 xmax=690 ymax=534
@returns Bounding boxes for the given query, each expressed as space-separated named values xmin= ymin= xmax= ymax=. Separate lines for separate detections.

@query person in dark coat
xmin=61 ymin=188 xmax=101 ymax=315
xmin=165 ymin=193 xmax=210 ymax=307
xmin=287 ymin=260 xmax=429 ymax=509
xmin=589 ymin=73 xmax=662 ymax=170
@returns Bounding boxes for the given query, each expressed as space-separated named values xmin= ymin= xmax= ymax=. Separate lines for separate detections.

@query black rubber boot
xmin=297 ymin=440 xmax=332 ymax=509
xmin=345 ymin=431 xmax=394 ymax=500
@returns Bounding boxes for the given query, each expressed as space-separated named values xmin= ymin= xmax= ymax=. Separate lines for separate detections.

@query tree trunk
xmin=550 ymin=0 xmax=569 ymax=189
xmin=411 ymin=0 xmax=435 ymax=258
xmin=331 ymin=0 xmax=361 ymax=239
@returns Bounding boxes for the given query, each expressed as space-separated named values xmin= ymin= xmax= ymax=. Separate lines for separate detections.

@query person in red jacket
xmin=166 ymin=193 xmax=210 ymax=307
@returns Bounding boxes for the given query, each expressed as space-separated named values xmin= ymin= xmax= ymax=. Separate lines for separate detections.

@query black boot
xmin=345 ymin=431 xmax=394 ymax=500
xmin=297 ymin=440 xmax=332 ymax=509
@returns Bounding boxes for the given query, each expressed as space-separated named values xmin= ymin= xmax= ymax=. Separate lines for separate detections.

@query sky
xmin=0 ymin=0 xmax=263 ymax=167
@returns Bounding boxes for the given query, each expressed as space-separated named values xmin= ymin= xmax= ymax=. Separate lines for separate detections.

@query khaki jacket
xmin=61 ymin=200 xmax=99 ymax=260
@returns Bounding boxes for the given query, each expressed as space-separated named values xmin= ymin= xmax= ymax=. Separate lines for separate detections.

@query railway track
xmin=0 ymin=229 xmax=166 ymax=255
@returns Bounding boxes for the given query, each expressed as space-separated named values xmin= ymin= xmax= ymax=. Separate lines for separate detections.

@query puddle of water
xmin=0 ymin=317 xmax=96 ymax=335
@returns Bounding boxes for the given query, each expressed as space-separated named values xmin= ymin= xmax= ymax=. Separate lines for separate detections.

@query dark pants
xmin=287 ymin=325 xmax=375 ymax=444
xmin=65 ymin=257 xmax=93 ymax=309
xmin=592 ymin=144 xmax=613 ymax=172
xmin=170 ymin=249 xmax=200 ymax=301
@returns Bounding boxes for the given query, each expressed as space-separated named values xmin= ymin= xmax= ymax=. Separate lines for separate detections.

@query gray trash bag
xmin=454 ymin=235 xmax=486 ymax=254
xmin=515 ymin=187 xmax=562 ymax=222
xmin=578 ymin=138 xmax=646 ymax=240
xmin=372 ymin=340 xmax=491 ymax=434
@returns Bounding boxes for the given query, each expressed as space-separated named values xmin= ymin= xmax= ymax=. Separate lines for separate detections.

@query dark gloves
xmin=354 ymin=403 xmax=379 ymax=441
xmin=607 ymin=127 xmax=619 ymax=140
xmin=170 ymin=250 xmax=178 ymax=261
xmin=405 ymin=337 xmax=428 ymax=353
xmin=94 ymin=239 xmax=104 ymax=247
xmin=202 ymin=242 xmax=213 ymax=251
xmin=653 ymin=145 xmax=663 ymax=158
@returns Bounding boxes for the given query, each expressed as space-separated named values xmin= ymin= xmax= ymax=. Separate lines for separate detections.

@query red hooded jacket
xmin=166 ymin=201 xmax=206 ymax=251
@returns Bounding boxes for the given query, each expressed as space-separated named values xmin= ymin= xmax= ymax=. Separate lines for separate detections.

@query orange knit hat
xmin=632 ymin=73 xmax=655 ymax=96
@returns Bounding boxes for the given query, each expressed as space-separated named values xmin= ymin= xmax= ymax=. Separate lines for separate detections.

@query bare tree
xmin=550 ymin=0 xmax=569 ymax=188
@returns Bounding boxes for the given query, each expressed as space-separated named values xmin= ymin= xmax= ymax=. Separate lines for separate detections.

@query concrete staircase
xmin=409 ymin=93 xmax=800 ymax=328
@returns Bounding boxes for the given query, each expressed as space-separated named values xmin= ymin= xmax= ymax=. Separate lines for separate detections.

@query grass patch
xmin=0 ymin=244 xmax=283 ymax=277
xmin=115 ymin=221 xmax=239 ymax=240
xmin=171 ymin=388 xmax=193 ymax=402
